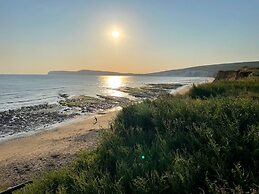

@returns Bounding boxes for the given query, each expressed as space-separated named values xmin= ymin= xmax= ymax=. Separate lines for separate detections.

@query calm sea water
xmin=0 ymin=75 xmax=212 ymax=111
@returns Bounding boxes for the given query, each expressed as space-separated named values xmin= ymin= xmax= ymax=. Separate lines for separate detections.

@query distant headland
xmin=48 ymin=61 xmax=259 ymax=77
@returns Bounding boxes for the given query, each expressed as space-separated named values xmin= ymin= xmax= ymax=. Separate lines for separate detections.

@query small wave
xmin=0 ymin=93 xmax=18 ymax=97
xmin=4 ymin=95 xmax=58 ymax=104
xmin=23 ymin=86 xmax=66 ymax=92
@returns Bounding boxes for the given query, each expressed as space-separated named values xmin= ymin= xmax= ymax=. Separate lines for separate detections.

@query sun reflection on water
xmin=101 ymin=76 xmax=128 ymax=97
xmin=106 ymin=76 xmax=123 ymax=89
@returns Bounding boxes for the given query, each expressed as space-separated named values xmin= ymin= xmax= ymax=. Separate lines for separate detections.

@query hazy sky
xmin=0 ymin=0 xmax=259 ymax=74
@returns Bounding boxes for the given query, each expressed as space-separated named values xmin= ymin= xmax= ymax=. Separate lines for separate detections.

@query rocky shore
xmin=0 ymin=110 xmax=118 ymax=189
xmin=0 ymin=104 xmax=78 ymax=140
xmin=0 ymin=83 xmax=186 ymax=189
xmin=0 ymin=83 xmax=183 ymax=141
xmin=117 ymin=83 xmax=183 ymax=98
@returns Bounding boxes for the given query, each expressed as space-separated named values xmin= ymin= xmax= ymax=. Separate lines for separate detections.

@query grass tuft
xmin=17 ymin=78 xmax=259 ymax=194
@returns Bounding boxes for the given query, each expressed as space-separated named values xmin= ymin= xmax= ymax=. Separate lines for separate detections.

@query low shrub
xmin=18 ymin=96 xmax=259 ymax=193
xmin=189 ymin=77 xmax=259 ymax=99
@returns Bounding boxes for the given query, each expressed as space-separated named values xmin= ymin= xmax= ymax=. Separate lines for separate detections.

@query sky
xmin=0 ymin=0 xmax=259 ymax=74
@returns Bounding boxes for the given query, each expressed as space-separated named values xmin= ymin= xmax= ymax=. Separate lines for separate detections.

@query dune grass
xmin=189 ymin=77 xmax=259 ymax=99
xmin=17 ymin=78 xmax=259 ymax=194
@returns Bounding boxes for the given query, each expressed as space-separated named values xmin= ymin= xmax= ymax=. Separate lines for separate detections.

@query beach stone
xmin=0 ymin=103 xmax=80 ymax=139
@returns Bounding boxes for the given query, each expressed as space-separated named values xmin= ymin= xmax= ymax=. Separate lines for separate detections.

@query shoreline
xmin=0 ymin=80 xmax=213 ymax=189
xmin=0 ymin=108 xmax=120 ymax=189
xmin=0 ymin=82 xmax=191 ymax=143
xmin=0 ymin=106 xmax=121 ymax=144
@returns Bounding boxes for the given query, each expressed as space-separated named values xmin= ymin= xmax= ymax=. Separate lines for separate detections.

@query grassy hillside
xmin=147 ymin=61 xmax=259 ymax=77
xmin=17 ymin=78 xmax=259 ymax=194
xmin=48 ymin=61 xmax=259 ymax=77
xmin=190 ymin=77 xmax=259 ymax=99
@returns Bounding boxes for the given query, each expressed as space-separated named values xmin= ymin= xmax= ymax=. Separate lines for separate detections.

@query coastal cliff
xmin=215 ymin=67 xmax=259 ymax=80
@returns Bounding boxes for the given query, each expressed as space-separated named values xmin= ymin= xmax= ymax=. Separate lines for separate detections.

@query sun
xmin=112 ymin=30 xmax=120 ymax=39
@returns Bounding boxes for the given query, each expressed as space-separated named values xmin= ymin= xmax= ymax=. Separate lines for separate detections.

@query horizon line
xmin=0 ymin=60 xmax=258 ymax=75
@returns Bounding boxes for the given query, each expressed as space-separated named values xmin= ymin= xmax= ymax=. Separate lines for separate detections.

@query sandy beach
xmin=0 ymin=109 xmax=119 ymax=189
xmin=0 ymin=81 xmax=214 ymax=189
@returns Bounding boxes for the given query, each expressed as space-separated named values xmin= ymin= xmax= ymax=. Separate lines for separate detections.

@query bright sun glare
xmin=112 ymin=31 xmax=120 ymax=39
xmin=106 ymin=76 xmax=122 ymax=89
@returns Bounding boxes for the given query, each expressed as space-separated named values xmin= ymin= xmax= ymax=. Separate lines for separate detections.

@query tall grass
xmin=189 ymin=77 xmax=259 ymax=99
xmin=17 ymin=77 xmax=259 ymax=193
xmin=17 ymin=94 xmax=259 ymax=193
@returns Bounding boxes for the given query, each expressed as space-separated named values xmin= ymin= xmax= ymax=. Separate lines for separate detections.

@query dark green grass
xmin=17 ymin=77 xmax=259 ymax=193
xmin=189 ymin=77 xmax=259 ymax=99
xmin=17 ymin=95 xmax=259 ymax=194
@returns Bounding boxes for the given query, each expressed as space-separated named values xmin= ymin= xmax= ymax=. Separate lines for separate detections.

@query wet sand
xmin=0 ymin=81 xmax=214 ymax=189
xmin=0 ymin=109 xmax=119 ymax=189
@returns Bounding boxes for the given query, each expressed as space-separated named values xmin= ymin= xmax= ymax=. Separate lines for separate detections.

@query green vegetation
xmin=190 ymin=77 xmax=259 ymax=99
xmin=0 ymin=187 xmax=4 ymax=193
xmin=59 ymin=95 xmax=100 ymax=107
xmin=17 ymin=78 xmax=259 ymax=194
xmin=147 ymin=83 xmax=182 ymax=90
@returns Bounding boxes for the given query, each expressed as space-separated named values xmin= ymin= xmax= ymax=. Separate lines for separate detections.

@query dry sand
xmin=0 ymin=109 xmax=119 ymax=189
xmin=173 ymin=84 xmax=194 ymax=96
xmin=173 ymin=78 xmax=214 ymax=96
xmin=0 ymin=80 xmax=214 ymax=189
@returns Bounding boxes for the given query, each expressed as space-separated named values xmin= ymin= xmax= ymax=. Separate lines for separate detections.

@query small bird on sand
xmin=93 ymin=117 xmax=97 ymax=125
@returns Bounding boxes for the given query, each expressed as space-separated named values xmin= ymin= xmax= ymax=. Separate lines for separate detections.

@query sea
xmin=0 ymin=74 xmax=212 ymax=111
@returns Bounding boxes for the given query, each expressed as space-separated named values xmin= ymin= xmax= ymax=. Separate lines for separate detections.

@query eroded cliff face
xmin=215 ymin=68 xmax=259 ymax=80
xmin=215 ymin=70 xmax=239 ymax=80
